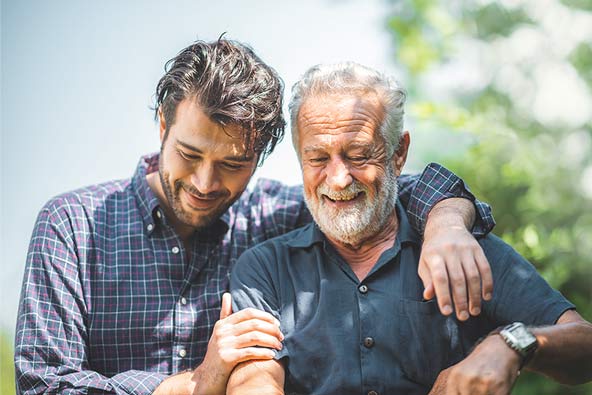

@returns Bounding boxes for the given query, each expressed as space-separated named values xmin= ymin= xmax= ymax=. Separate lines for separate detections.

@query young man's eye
xmin=222 ymin=162 xmax=244 ymax=171
xmin=178 ymin=150 xmax=199 ymax=161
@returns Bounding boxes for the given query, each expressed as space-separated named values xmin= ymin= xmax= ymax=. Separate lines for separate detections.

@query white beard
xmin=304 ymin=165 xmax=399 ymax=245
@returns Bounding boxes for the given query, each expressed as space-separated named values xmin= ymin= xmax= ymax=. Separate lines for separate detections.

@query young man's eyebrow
xmin=177 ymin=140 xmax=202 ymax=153
xmin=176 ymin=140 xmax=254 ymax=162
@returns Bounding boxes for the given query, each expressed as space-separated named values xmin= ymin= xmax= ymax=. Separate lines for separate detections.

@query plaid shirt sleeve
xmin=398 ymin=162 xmax=495 ymax=237
xmin=14 ymin=201 xmax=166 ymax=395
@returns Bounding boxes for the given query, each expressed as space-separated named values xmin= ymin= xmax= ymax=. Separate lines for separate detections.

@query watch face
xmin=511 ymin=325 xmax=536 ymax=348
xmin=503 ymin=323 xmax=538 ymax=351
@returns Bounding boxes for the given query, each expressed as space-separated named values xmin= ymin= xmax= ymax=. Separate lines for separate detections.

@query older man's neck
xmin=327 ymin=211 xmax=399 ymax=281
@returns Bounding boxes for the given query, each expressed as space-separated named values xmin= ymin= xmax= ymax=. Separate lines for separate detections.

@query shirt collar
xmin=131 ymin=152 xmax=230 ymax=239
xmin=286 ymin=199 xmax=421 ymax=249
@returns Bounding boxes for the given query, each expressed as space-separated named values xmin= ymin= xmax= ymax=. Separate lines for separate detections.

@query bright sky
xmin=1 ymin=0 xmax=404 ymax=333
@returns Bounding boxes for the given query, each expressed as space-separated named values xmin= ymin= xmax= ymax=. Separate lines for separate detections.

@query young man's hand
xmin=154 ymin=293 xmax=283 ymax=395
xmin=420 ymin=198 xmax=493 ymax=321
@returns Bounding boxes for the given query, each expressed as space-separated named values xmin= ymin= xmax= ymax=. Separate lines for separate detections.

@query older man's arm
xmin=429 ymin=310 xmax=592 ymax=395
xmin=227 ymin=360 xmax=285 ymax=395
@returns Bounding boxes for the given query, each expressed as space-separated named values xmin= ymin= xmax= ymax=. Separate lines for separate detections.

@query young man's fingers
xmin=428 ymin=255 xmax=454 ymax=316
xmin=418 ymin=261 xmax=435 ymax=301
xmin=461 ymin=253 xmax=482 ymax=316
xmin=446 ymin=256 xmax=469 ymax=321
xmin=220 ymin=292 xmax=232 ymax=320
xmin=233 ymin=332 xmax=283 ymax=350
xmin=232 ymin=318 xmax=284 ymax=340
xmin=224 ymin=307 xmax=280 ymax=327
xmin=474 ymin=247 xmax=493 ymax=300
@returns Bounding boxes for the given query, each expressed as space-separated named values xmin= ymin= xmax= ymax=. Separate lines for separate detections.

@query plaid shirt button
xmin=172 ymin=246 xmax=180 ymax=254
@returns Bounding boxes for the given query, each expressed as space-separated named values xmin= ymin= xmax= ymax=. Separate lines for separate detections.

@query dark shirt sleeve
xmin=14 ymin=202 xmax=166 ymax=395
xmin=230 ymin=246 xmax=288 ymax=360
xmin=399 ymin=162 xmax=496 ymax=237
xmin=480 ymin=235 xmax=575 ymax=326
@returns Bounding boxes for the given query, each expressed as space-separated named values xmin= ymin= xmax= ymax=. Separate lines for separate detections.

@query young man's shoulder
xmin=40 ymin=178 xmax=134 ymax=219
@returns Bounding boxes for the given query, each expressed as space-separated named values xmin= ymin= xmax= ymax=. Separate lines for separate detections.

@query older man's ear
xmin=393 ymin=131 xmax=410 ymax=177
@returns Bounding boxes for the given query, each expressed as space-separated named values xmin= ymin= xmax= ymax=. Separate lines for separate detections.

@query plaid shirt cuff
xmin=110 ymin=371 xmax=168 ymax=395
xmin=409 ymin=163 xmax=495 ymax=237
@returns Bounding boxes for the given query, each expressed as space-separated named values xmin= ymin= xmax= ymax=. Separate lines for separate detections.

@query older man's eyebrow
xmin=303 ymin=145 xmax=329 ymax=155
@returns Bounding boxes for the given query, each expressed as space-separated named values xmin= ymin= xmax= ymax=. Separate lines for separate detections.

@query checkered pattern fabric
xmin=14 ymin=154 xmax=493 ymax=395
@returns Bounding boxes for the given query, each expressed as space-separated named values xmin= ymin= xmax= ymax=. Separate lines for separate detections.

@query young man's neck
xmin=145 ymin=172 xmax=195 ymax=246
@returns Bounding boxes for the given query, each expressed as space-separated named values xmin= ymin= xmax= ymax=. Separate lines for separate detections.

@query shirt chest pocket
xmin=395 ymin=298 xmax=463 ymax=387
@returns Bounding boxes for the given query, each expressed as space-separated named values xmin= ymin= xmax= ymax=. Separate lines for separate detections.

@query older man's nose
xmin=326 ymin=158 xmax=353 ymax=190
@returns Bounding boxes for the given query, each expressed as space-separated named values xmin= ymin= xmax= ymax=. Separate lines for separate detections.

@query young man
xmin=15 ymin=40 xmax=495 ymax=395
xmin=228 ymin=62 xmax=592 ymax=395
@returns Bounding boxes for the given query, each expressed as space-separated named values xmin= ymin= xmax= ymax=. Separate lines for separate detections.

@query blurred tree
xmin=0 ymin=329 xmax=15 ymax=395
xmin=387 ymin=0 xmax=592 ymax=394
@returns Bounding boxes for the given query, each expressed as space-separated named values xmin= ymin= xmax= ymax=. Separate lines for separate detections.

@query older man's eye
xmin=349 ymin=156 xmax=368 ymax=164
xmin=309 ymin=157 xmax=328 ymax=165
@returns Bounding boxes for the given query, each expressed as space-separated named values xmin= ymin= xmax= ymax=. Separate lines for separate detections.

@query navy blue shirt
xmin=231 ymin=202 xmax=574 ymax=395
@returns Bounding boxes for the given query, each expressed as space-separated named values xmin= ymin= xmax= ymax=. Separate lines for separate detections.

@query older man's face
xmin=297 ymin=93 xmax=405 ymax=245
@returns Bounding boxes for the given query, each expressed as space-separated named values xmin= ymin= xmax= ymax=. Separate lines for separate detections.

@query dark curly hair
xmin=154 ymin=38 xmax=285 ymax=165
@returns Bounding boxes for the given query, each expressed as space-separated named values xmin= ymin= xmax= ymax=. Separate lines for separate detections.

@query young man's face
xmin=157 ymin=98 xmax=258 ymax=231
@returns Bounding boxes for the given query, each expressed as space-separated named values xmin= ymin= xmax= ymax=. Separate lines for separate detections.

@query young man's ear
xmin=158 ymin=108 xmax=167 ymax=142
xmin=393 ymin=131 xmax=410 ymax=177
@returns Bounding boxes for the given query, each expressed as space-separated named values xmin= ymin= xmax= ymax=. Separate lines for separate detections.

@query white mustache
xmin=316 ymin=182 xmax=368 ymax=201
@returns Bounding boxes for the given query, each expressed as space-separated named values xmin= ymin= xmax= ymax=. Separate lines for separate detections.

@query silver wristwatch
xmin=499 ymin=322 xmax=538 ymax=369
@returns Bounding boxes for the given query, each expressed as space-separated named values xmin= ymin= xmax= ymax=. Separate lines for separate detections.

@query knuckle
xmin=452 ymin=277 xmax=466 ymax=288
xmin=466 ymin=272 xmax=480 ymax=283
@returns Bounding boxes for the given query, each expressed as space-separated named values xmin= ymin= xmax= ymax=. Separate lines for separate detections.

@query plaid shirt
xmin=15 ymin=153 xmax=494 ymax=395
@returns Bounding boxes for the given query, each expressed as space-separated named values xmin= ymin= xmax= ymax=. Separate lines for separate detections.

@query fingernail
xmin=459 ymin=311 xmax=469 ymax=321
xmin=485 ymin=292 xmax=492 ymax=300
xmin=279 ymin=332 xmax=285 ymax=341
xmin=471 ymin=307 xmax=481 ymax=315
xmin=442 ymin=305 xmax=453 ymax=315
xmin=275 ymin=318 xmax=281 ymax=327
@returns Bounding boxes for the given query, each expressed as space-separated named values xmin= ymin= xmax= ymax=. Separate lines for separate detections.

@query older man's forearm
xmin=226 ymin=360 xmax=285 ymax=395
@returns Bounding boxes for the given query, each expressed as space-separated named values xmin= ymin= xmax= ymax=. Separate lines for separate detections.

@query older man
xmin=15 ymin=39 xmax=496 ymax=395
xmin=228 ymin=62 xmax=592 ymax=395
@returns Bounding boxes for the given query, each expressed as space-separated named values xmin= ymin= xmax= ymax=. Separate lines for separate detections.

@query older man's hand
xmin=420 ymin=198 xmax=493 ymax=321
xmin=429 ymin=334 xmax=521 ymax=395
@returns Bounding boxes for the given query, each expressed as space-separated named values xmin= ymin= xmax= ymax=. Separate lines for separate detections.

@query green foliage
xmin=570 ymin=42 xmax=592 ymax=90
xmin=0 ymin=329 xmax=15 ymax=395
xmin=561 ymin=0 xmax=592 ymax=11
xmin=470 ymin=3 xmax=533 ymax=38
xmin=387 ymin=1 xmax=592 ymax=394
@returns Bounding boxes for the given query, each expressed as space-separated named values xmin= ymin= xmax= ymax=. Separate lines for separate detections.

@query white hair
xmin=288 ymin=62 xmax=407 ymax=158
